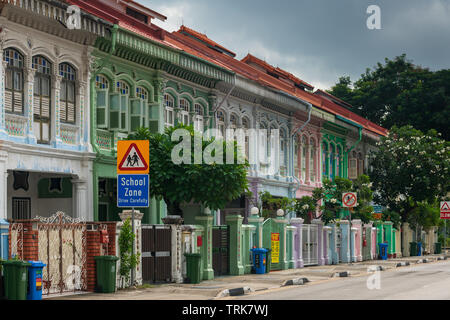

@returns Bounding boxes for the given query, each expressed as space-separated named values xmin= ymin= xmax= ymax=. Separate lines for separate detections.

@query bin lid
xmin=28 ymin=261 xmax=46 ymax=267
xmin=251 ymin=248 xmax=268 ymax=253
xmin=94 ymin=255 xmax=119 ymax=261
xmin=184 ymin=253 xmax=201 ymax=257
xmin=3 ymin=260 xmax=31 ymax=266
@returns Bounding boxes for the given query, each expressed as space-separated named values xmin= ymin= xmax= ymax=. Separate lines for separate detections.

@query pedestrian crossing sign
xmin=117 ymin=140 xmax=149 ymax=174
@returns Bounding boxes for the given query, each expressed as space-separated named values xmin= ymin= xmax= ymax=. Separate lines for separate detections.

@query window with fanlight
xmin=32 ymin=56 xmax=52 ymax=144
xmin=294 ymin=136 xmax=299 ymax=178
xmin=110 ymin=80 xmax=129 ymax=131
xmin=301 ymin=136 xmax=307 ymax=181
xmin=59 ymin=63 xmax=76 ymax=124
xmin=179 ymin=98 xmax=190 ymax=125
xmin=164 ymin=93 xmax=174 ymax=127
xmin=130 ymin=86 xmax=148 ymax=132
xmin=310 ymin=138 xmax=316 ymax=182
xmin=95 ymin=75 xmax=109 ymax=128
xmin=4 ymin=48 xmax=24 ymax=115
xmin=193 ymin=103 xmax=204 ymax=132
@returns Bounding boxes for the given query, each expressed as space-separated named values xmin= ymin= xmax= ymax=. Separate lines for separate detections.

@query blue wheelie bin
xmin=417 ymin=242 xmax=422 ymax=256
xmin=27 ymin=261 xmax=46 ymax=300
xmin=251 ymin=248 xmax=268 ymax=274
xmin=378 ymin=243 xmax=388 ymax=260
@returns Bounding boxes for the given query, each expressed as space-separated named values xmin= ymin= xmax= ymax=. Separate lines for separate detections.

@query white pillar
xmin=119 ymin=210 xmax=143 ymax=286
xmin=72 ymin=179 xmax=88 ymax=220
xmin=0 ymin=151 xmax=8 ymax=221
xmin=24 ymin=67 xmax=37 ymax=144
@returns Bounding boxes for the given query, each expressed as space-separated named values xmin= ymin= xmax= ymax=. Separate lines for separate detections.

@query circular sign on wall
xmin=342 ymin=192 xmax=357 ymax=208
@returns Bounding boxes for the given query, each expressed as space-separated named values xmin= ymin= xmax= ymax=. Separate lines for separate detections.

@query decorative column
xmin=290 ymin=218 xmax=304 ymax=268
xmin=162 ymin=216 xmax=184 ymax=283
xmin=225 ymin=214 xmax=244 ymax=275
xmin=242 ymin=224 xmax=252 ymax=274
xmin=248 ymin=207 xmax=264 ymax=248
xmin=71 ymin=179 xmax=88 ymax=221
xmin=383 ymin=221 xmax=394 ymax=257
xmin=323 ymin=226 xmax=332 ymax=265
xmin=0 ymin=151 xmax=8 ymax=222
xmin=363 ymin=223 xmax=373 ymax=261
xmin=351 ymin=226 xmax=357 ymax=262
xmin=78 ymin=81 xmax=87 ymax=149
xmin=340 ymin=220 xmax=351 ymax=263
xmin=0 ymin=48 xmax=6 ymax=137
xmin=52 ymin=74 xmax=63 ymax=147
xmin=286 ymin=225 xmax=296 ymax=269
xmin=374 ymin=221 xmax=384 ymax=256
xmin=24 ymin=67 xmax=36 ymax=144
xmin=312 ymin=219 xmax=325 ymax=265
xmin=119 ymin=210 xmax=144 ymax=286
xmin=195 ymin=207 xmax=214 ymax=280
xmin=371 ymin=227 xmax=377 ymax=259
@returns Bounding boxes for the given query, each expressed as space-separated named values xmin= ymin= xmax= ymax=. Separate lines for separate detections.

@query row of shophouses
xmin=0 ymin=0 xmax=438 ymax=292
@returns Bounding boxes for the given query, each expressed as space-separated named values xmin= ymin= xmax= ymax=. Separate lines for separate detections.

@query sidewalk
xmin=48 ymin=252 xmax=449 ymax=300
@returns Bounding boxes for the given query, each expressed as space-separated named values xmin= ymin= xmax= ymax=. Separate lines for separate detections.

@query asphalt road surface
xmin=235 ymin=260 xmax=450 ymax=300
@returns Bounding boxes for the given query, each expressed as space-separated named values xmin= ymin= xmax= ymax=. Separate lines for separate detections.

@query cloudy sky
xmin=142 ymin=0 xmax=450 ymax=90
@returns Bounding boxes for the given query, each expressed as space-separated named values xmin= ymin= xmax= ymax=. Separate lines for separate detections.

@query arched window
xmin=32 ymin=56 xmax=52 ymax=144
xmin=336 ymin=145 xmax=342 ymax=178
xmin=110 ymin=80 xmax=129 ymax=131
xmin=294 ymin=136 xmax=299 ymax=178
xmin=280 ymin=129 xmax=287 ymax=176
xmin=322 ymin=142 xmax=328 ymax=180
xmin=95 ymin=75 xmax=109 ymax=128
xmin=242 ymin=117 xmax=250 ymax=159
xmin=301 ymin=136 xmax=307 ymax=181
xmin=349 ymin=150 xmax=358 ymax=179
xmin=59 ymin=63 xmax=76 ymax=124
xmin=358 ymin=152 xmax=364 ymax=177
xmin=217 ymin=110 xmax=225 ymax=138
xmin=230 ymin=114 xmax=238 ymax=129
xmin=179 ymin=98 xmax=190 ymax=125
xmin=130 ymin=86 xmax=148 ymax=132
xmin=259 ymin=122 xmax=267 ymax=162
xmin=4 ymin=48 xmax=24 ymax=115
xmin=310 ymin=138 xmax=316 ymax=182
xmin=164 ymin=93 xmax=174 ymax=127
xmin=194 ymin=103 xmax=204 ymax=132
xmin=330 ymin=144 xmax=336 ymax=180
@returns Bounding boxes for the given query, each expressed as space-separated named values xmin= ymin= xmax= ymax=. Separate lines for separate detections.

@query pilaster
xmin=195 ymin=210 xmax=214 ymax=280
xmin=225 ymin=214 xmax=244 ymax=275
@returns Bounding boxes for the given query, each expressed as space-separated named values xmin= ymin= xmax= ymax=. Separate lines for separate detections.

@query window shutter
xmin=358 ymin=159 xmax=364 ymax=177
xmin=130 ymin=99 xmax=142 ymax=132
xmin=5 ymin=90 xmax=13 ymax=113
xmin=96 ymin=91 xmax=107 ymax=127
xmin=120 ymin=95 xmax=128 ymax=130
xmin=109 ymin=93 xmax=120 ymax=129
xmin=349 ymin=159 xmax=358 ymax=179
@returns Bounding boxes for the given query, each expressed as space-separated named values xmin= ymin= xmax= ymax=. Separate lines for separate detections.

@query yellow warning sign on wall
xmin=271 ymin=233 xmax=280 ymax=264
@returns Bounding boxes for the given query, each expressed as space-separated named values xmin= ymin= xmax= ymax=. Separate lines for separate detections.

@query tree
xmin=328 ymin=55 xmax=450 ymax=140
xmin=369 ymin=125 xmax=450 ymax=229
xmin=128 ymin=124 xmax=249 ymax=217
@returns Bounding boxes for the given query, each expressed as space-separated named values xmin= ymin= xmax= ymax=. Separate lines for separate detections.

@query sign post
xmin=117 ymin=140 xmax=150 ymax=286
xmin=343 ymin=192 xmax=358 ymax=264
xmin=441 ymin=201 xmax=450 ymax=248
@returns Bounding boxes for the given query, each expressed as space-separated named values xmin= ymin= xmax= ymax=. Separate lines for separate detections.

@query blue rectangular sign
xmin=117 ymin=174 xmax=149 ymax=208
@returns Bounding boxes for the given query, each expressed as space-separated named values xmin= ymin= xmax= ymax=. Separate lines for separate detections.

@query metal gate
xmin=336 ymin=227 xmax=342 ymax=263
xmin=212 ymin=226 xmax=229 ymax=276
xmin=141 ymin=225 xmax=172 ymax=283
xmin=37 ymin=212 xmax=87 ymax=295
xmin=302 ymin=224 xmax=318 ymax=266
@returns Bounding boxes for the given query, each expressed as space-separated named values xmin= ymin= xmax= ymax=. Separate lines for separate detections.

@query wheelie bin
xmin=94 ymin=256 xmax=119 ymax=293
xmin=184 ymin=253 xmax=202 ymax=284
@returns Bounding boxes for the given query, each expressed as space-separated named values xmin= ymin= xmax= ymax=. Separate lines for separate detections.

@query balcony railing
xmin=60 ymin=123 xmax=78 ymax=145
xmin=5 ymin=113 xmax=27 ymax=137
xmin=96 ymin=129 xmax=114 ymax=150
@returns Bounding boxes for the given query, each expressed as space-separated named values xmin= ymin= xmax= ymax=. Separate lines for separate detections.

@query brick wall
xmin=8 ymin=222 xmax=38 ymax=260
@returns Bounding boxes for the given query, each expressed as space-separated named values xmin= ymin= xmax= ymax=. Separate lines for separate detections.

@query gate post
xmin=371 ymin=227 xmax=377 ymax=259
xmin=119 ymin=210 xmax=143 ymax=286
xmin=286 ymin=226 xmax=296 ymax=269
xmin=339 ymin=220 xmax=351 ymax=263
xmin=195 ymin=208 xmax=214 ymax=280
xmin=225 ymin=214 xmax=244 ymax=276
xmin=248 ymin=209 xmax=264 ymax=248
xmin=242 ymin=225 xmax=252 ymax=274
xmin=352 ymin=219 xmax=363 ymax=262
xmin=383 ymin=221 xmax=394 ymax=258
xmin=363 ymin=223 xmax=373 ymax=261
xmin=289 ymin=218 xmax=304 ymax=268
xmin=330 ymin=224 xmax=339 ymax=264
xmin=312 ymin=219 xmax=324 ymax=266
xmin=323 ymin=226 xmax=332 ymax=265
xmin=351 ymin=227 xmax=357 ymax=262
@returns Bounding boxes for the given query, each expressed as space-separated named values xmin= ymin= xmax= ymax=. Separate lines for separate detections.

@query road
xmin=233 ymin=260 xmax=450 ymax=300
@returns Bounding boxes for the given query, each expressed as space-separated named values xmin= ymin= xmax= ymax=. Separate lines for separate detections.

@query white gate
xmin=37 ymin=212 xmax=87 ymax=295
xmin=302 ymin=224 xmax=318 ymax=266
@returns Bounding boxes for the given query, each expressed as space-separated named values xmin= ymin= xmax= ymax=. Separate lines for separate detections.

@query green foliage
xmin=370 ymin=125 xmax=450 ymax=226
xmin=259 ymin=191 xmax=293 ymax=219
xmin=382 ymin=210 xmax=402 ymax=230
xmin=291 ymin=195 xmax=318 ymax=224
xmin=328 ymin=54 xmax=450 ymax=140
xmin=118 ymin=218 xmax=140 ymax=286
xmin=407 ymin=201 xmax=440 ymax=231
xmin=128 ymin=124 xmax=249 ymax=216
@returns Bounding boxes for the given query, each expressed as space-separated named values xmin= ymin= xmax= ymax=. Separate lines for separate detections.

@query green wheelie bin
xmin=184 ymin=253 xmax=202 ymax=284
xmin=3 ymin=260 xmax=30 ymax=300
xmin=409 ymin=242 xmax=418 ymax=256
xmin=435 ymin=242 xmax=442 ymax=254
xmin=94 ymin=256 xmax=119 ymax=293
